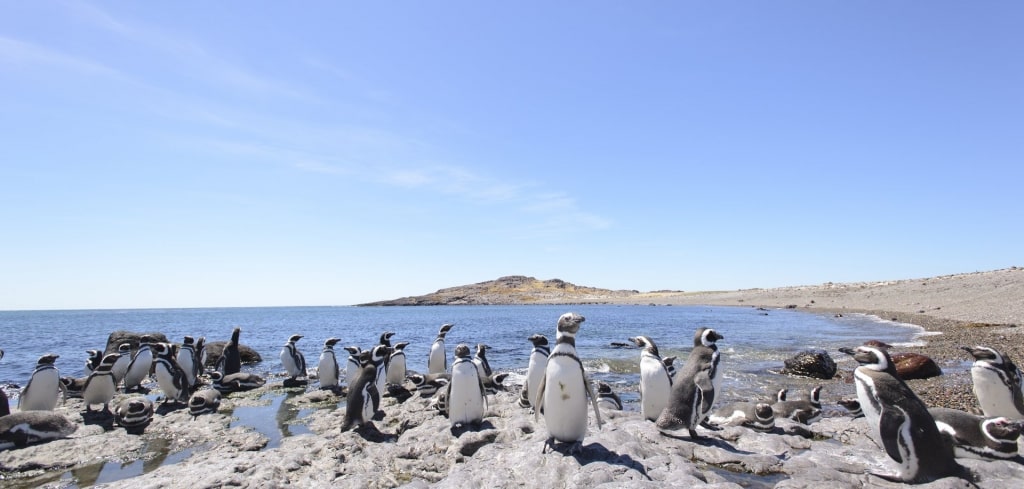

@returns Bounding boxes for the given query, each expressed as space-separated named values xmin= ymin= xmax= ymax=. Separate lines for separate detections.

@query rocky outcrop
xmin=779 ymin=349 xmax=838 ymax=379
xmin=203 ymin=341 xmax=263 ymax=367
xmin=358 ymin=276 xmax=641 ymax=306
xmin=103 ymin=331 xmax=170 ymax=355
xmin=892 ymin=352 xmax=943 ymax=380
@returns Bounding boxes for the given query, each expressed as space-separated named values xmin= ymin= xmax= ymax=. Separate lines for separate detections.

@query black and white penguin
xmin=377 ymin=332 xmax=396 ymax=385
xmin=195 ymin=336 xmax=208 ymax=371
xmin=370 ymin=344 xmax=391 ymax=408
xmin=318 ymin=338 xmax=342 ymax=391
xmin=0 ymin=348 xmax=8 ymax=417
xmin=340 ymin=346 xmax=389 ymax=432
xmin=217 ymin=327 xmax=242 ymax=375
xmin=629 ymin=335 xmax=673 ymax=422
xmin=343 ymin=346 xmax=362 ymax=386
xmin=19 ymin=353 xmax=62 ymax=411
xmin=662 ymin=356 xmax=678 ymax=379
xmin=154 ymin=342 xmax=189 ymax=405
xmin=772 ymin=386 xmax=823 ymax=424
xmin=522 ymin=334 xmax=550 ymax=410
xmin=81 ymin=353 xmax=121 ymax=413
xmin=60 ymin=376 xmax=87 ymax=399
xmin=280 ymin=334 xmax=307 ymax=386
xmin=447 ymin=344 xmax=487 ymax=428
xmin=111 ymin=343 xmax=132 ymax=386
xmin=655 ymin=328 xmax=724 ymax=439
xmin=962 ymin=345 xmax=1024 ymax=419
xmin=428 ymin=323 xmax=454 ymax=375
xmin=177 ymin=336 xmax=198 ymax=390
xmin=386 ymin=341 xmax=410 ymax=385
xmin=534 ymin=312 xmax=603 ymax=453
xmin=708 ymin=402 xmax=776 ymax=433
xmin=930 ymin=407 xmax=1024 ymax=460
xmin=113 ymin=396 xmax=154 ymax=435
xmin=596 ymin=382 xmax=623 ymax=411
xmin=839 ymin=345 xmax=966 ymax=483
xmin=123 ymin=335 xmax=155 ymax=392
xmin=84 ymin=349 xmax=103 ymax=375
xmin=472 ymin=343 xmax=493 ymax=383
xmin=838 ymin=398 xmax=864 ymax=418
xmin=483 ymin=372 xmax=508 ymax=396
xmin=188 ymin=389 xmax=223 ymax=419
xmin=0 ymin=411 xmax=77 ymax=448
xmin=408 ymin=373 xmax=450 ymax=397
xmin=209 ymin=371 xmax=266 ymax=394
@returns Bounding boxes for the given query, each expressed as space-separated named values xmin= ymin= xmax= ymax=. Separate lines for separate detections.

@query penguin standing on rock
xmin=123 ymin=336 xmax=155 ymax=392
xmin=930 ymin=407 xmax=1024 ymax=460
xmin=534 ymin=312 xmax=603 ymax=453
xmin=218 ymin=327 xmax=242 ymax=375
xmin=318 ymin=338 xmax=342 ymax=391
xmin=343 ymin=346 xmax=362 ymax=386
xmin=84 ymin=350 xmax=103 ymax=375
xmin=472 ymin=344 xmax=492 ymax=382
xmin=386 ymin=342 xmax=410 ymax=385
xmin=154 ymin=343 xmax=189 ymax=405
xmin=0 ymin=348 xmax=8 ymax=417
xmin=630 ymin=335 xmax=673 ymax=422
xmin=111 ymin=343 xmax=132 ymax=387
xmin=81 ymin=353 xmax=121 ymax=413
xmin=428 ymin=323 xmax=454 ymax=375
xmin=177 ymin=336 xmax=198 ymax=390
xmin=655 ymin=328 xmax=723 ymax=439
xmin=447 ymin=344 xmax=487 ymax=428
xmin=19 ymin=353 xmax=62 ymax=411
xmin=280 ymin=334 xmax=307 ymax=387
xmin=962 ymin=345 xmax=1024 ymax=419
xmin=839 ymin=345 xmax=966 ymax=483
xmin=340 ymin=345 xmax=390 ymax=432
xmin=521 ymin=334 xmax=549 ymax=410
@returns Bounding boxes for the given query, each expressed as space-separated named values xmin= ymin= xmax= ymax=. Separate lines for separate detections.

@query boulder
xmin=103 ymin=331 xmax=170 ymax=355
xmin=892 ymin=352 xmax=942 ymax=380
xmin=780 ymin=349 xmax=838 ymax=379
xmin=202 ymin=341 xmax=262 ymax=367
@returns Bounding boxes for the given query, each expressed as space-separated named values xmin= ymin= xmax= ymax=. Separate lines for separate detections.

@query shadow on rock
xmin=450 ymin=420 xmax=495 ymax=438
xmin=570 ymin=442 xmax=652 ymax=480
xmin=155 ymin=402 xmax=187 ymax=416
xmin=659 ymin=431 xmax=753 ymax=455
xmin=82 ymin=410 xmax=116 ymax=431
xmin=354 ymin=422 xmax=397 ymax=443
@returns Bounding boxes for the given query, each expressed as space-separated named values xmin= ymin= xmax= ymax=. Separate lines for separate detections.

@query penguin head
xmin=597 ymin=382 xmax=613 ymax=394
xmin=475 ymin=344 xmax=491 ymax=357
xmin=557 ymin=312 xmax=585 ymax=336
xmin=182 ymin=336 xmax=195 ymax=345
xmin=695 ymin=328 xmax=723 ymax=347
xmin=230 ymin=327 xmax=242 ymax=343
xmin=86 ymin=349 xmax=102 ymax=360
xmin=324 ymin=338 xmax=341 ymax=348
xmin=118 ymin=343 xmax=132 ymax=353
xmin=153 ymin=342 xmax=172 ymax=357
xmin=983 ymin=417 xmax=1024 ymax=442
xmin=629 ymin=336 xmax=660 ymax=356
xmin=408 ymin=374 xmax=425 ymax=387
xmin=380 ymin=331 xmax=396 ymax=345
xmin=208 ymin=371 xmax=223 ymax=382
xmin=287 ymin=334 xmax=303 ymax=344
xmin=357 ymin=350 xmax=373 ymax=367
xmin=809 ymin=386 xmax=823 ymax=405
xmin=99 ymin=353 xmax=121 ymax=368
xmin=343 ymin=346 xmax=361 ymax=356
xmin=662 ymin=356 xmax=676 ymax=366
xmin=37 ymin=353 xmax=59 ymax=365
xmin=438 ymin=323 xmax=455 ymax=337
xmin=776 ymin=388 xmax=788 ymax=402
xmin=393 ymin=341 xmax=410 ymax=352
xmin=962 ymin=345 xmax=1003 ymax=364
xmin=839 ymin=345 xmax=894 ymax=374
xmin=370 ymin=345 xmax=391 ymax=364
xmin=454 ymin=344 xmax=472 ymax=359
xmin=754 ymin=403 xmax=775 ymax=422
xmin=527 ymin=334 xmax=549 ymax=347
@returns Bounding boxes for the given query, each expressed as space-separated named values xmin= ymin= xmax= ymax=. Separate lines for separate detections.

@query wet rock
xmin=892 ymin=352 xmax=942 ymax=380
xmin=780 ymin=349 xmax=837 ymax=379
xmin=202 ymin=341 xmax=263 ymax=366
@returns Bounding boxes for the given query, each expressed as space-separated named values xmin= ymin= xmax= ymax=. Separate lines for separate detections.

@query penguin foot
xmin=688 ymin=429 xmax=703 ymax=439
xmin=868 ymin=471 xmax=906 ymax=483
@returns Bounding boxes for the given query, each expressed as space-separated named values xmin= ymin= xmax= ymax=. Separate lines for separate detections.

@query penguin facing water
xmin=840 ymin=345 xmax=966 ymax=483
xmin=629 ymin=335 xmax=673 ymax=422
xmin=655 ymin=328 xmax=723 ymax=439
xmin=520 ymin=334 xmax=550 ymax=410
xmin=447 ymin=344 xmax=487 ymax=428
xmin=19 ymin=353 xmax=62 ymax=411
xmin=962 ymin=345 xmax=1024 ymax=419
xmin=217 ymin=327 xmax=242 ymax=375
xmin=84 ymin=349 xmax=102 ymax=375
xmin=318 ymin=338 xmax=342 ymax=391
xmin=428 ymin=323 xmax=454 ymax=375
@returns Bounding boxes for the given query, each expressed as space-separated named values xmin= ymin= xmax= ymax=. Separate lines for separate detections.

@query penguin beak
xmin=838 ymin=347 xmax=856 ymax=356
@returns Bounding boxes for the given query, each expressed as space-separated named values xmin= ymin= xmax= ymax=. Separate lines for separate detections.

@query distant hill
xmin=357 ymin=275 xmax=644 ymax=306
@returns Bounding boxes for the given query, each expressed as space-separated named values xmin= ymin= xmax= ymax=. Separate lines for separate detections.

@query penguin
xmin=379 ymin=331 xmax=395 ymax=348
xmin=839 ymin=345 xmax=966 ymax=483
xmin=209 ymin=371 xmax=266 ymax=394
xmin=371 ymin=344 xmax=391 ymax=407
xmin=708 ymin=402 xmax=776 ymax=433
xmin=472 ymin=343 xmax=493 ymax=382
xmin=838 ymin=398 xmax=864 ymax=418
xmin=111 ymin=343 xmax=132 ymax=386
xmin=377 ymin=332 xmax=396 ymax=384
xmin=0 ymin=348 xmax=8 ymax=417
xmin=154 ymin=342 xmax=189 ymax=405
xmin=59 ymin=376 xmax=87 ymax=399
xmin=386 ymin=341 xmax=410 ymax=385
xmin=340 ymin=346 xmax=389 ymax=432
xmin=81 ymin=353 xmax=121 ymax=413
xmin=662 ymin=356 xmax=678 ymax=379
xmin=195 ymin=336 xmax=208 ymax=371
xmin=629 ymin=335 xmax=673 ymax=422
xmin=19 ymin=353 xmax=62 ymax=411
xmin=447 ymin=344 xmax=487 ymax=428
xmin=534 ymin=312 xmax=603 ymax=453
xmin=188 ymin=389 xmax=223 ymax=419
xmin=317 ymin=338 xmax=342 ymax=391
xmin=123 ymin=335 xmax=155 ymax=392
xmin=655 ymin=328 xmax=724 ymax=439
xmin=596 ymin=382 xmax=623 ymax=411
xmin=432 ymin=388 xmax=449 ymax=415
xmin=962 ymin=345 xmax=1024 ymax=418
xmin=408 ymin=373 xmax=450 ymax=397
xmin=280 ymin=334 xmax=307 ymax=386
xmin=177 ymin=336 xmax=197 ymax=390
xmin=217 ymin=327 xmax=242 ymax=375
xmin=772 ymin=386 xmax=823 ymax=424
xmin=930 ymin=407 xmax=1024 ymax=460
xmin=0 ymin=411 xmax=77 ymax=448
xmin=483 ymin=372 xmax=509 ymax=396
xmin=343 ymin=346 xmax=362 ymax=386
xmin=113 ymin=396 xmax=154 ymax=435
xmin=523 ymin=334 xmax=550 ymax=411
xmin=428 ymin=323 xmax=454 ymax=374
xmin=84 ymin=349 xmax=103 ymax=375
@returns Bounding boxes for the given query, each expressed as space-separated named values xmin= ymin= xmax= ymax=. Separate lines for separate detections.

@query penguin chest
xmin=971 ymin=365 xmax=1023 ymax=417
xmin=155 ymin=362 xmax=183 ymax=396
xmin=359 ymin=383 xmax=376 ymax=422
xmin=428 ymin=341 xmax=446 ymax=374
xmin=112 ymin=357 xmax=130 ymax=382
xmin=639 ymin=354 xmax=672 ymax=421
xmin=22 ymin=370 xmax=61 ymax=410
xmin=448 ymin=362 xmax=485 ymax=425
xmin=281 ymin=347 xmax=303 ymax=377
xmin=177 ymin=350 xmax=196 ymax=383
xmin=125 ymin=351 xmax=153 ymax=386
xmin=318 ymin=353 xmax=339 ymax=386
xmin=83 ymin=374 xmax=116 ymax=405
xmin=852 ymin=369 xmax=885 ymax=434
xmin=346 ymin=359 xmax=360 ymax=384
xmin=386 ymin=354 xmax=407 ymax=384
xmin=543 ymin=354 xmax=589 ymax=442
xmin=526 ymin=352 xmax=548 ymax=405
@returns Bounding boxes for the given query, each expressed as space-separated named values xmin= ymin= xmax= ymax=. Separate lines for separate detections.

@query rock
xmin=103 ymin=331 xmax=170 ymax=355
xmin=892 ymin=352 xmax=942 ymax=380
xmin=780 ymin=349 xmax=837 ymax=379
xmin=202 ymin=341 xmax=263 ymax=367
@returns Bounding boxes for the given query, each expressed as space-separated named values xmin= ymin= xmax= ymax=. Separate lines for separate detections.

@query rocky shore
xmin=2 ymin=267 xmax=1022 ymax=488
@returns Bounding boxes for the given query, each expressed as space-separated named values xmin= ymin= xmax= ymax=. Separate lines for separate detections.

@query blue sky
xmin=2 ymin=2 xmax=1021 ymax=310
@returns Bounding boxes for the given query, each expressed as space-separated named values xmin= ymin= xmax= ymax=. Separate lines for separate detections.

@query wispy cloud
xmin=0 ymin=35 xmax=122 ymax=78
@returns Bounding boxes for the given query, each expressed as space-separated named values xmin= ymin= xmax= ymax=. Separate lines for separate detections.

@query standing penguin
xmin=153 ymin=343 xmax=189 ymax=405
xmin=428 ymin=323 xmax=454 ymax=374
xmin=318 ymin=338 xmax=342 ymax=391
xmin=386 ymin=342 xmax=410 ymax=385
xmin=962 ymin=345 xmax=1024 ymax=419
xmin=534 ymin=312 xmax=603 ymax=453
xmin=447 ymin=344 xmax=487 ymax=428
xmin=19 ymin=353 xmax=62 ymax=411
xmin=81 ymin=353 xmax=121 ymax=413
xmin=930 ymin=407 xmax=1024 ymax=460
xmin=280 ymin=334 xmax=307 ymax=387
xmin=217 ymin=327 xmax=242 ymax=375
xmin=123 ymin=336 xmax=155 ymax=392
xmin=340 ymin=345 xmax=390 ymax=432
xmin=111 ymin=343 xmax=132 ymax=387
xmin=839 ymin=345 xmax=965 ymax=483
xmin=177 ymin=336 xmax=197 ymax=390
xmin=521 ymin=334 xmax=550 ymax=410
xmin=84 ymin=349 xmax=103 ymax=375
xmin=655 ymin=328 xmax=724 ymax=439
xmin=195 ymin=337 xmax=208 ymax=372
xmin=0 ymin=348 xmax=8 ymax=417
xmin=630 ymin=335 xmax=673 ymax=422
xmin=472 ymin=344 xmax=492 ymax=382
xmin=343 ymin=346 xmax=362 ymax=386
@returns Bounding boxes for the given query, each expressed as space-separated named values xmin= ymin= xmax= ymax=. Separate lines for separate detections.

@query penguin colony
xmin=2 ymin=315 xmax=1023 ymax=486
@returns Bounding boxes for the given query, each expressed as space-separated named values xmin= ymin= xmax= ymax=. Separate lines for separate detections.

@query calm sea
xmin=0 ymin=304 xmax=923 ymax=407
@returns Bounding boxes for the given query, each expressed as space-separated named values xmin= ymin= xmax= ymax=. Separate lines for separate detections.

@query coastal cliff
xmin=358 ymin=275 xmax=648 ymax=306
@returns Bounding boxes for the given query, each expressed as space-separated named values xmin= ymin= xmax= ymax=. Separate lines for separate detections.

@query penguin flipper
xmin=878 ymin=407 xmax=907 ymax=464
xmin=694 ymin=371 xmax=716 ymax=416
xmin=369 ymin=384 xmax=381 ymax=413
xmin=583 ymin=374 xmax=603 ymax=429
xmin=533 ymin=373 xmax=547 ymax=422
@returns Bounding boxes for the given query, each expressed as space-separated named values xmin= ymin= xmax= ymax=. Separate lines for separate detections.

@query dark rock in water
xmin=892 ymin=352 xmax=942 ymax=380
xmin=780 ymin=349 xmax=837 ymax=379
xmin=609 ymin=342 xmax=633 ymax=349
xmin=202 ymin=341 xmax=262 ymax=366
xmin=103 ymin=331 xmax=170 ymax=355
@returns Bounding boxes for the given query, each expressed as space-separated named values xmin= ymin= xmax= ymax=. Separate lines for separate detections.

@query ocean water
xmin=0 ymin=304 xmax=924 ymax=407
